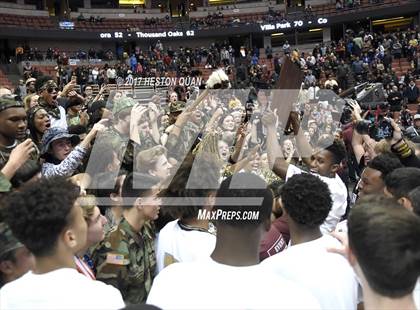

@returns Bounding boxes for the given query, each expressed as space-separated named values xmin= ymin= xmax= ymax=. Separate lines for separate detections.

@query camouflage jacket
xmin=96 ymin=127 xmax=134 ymax=173
xmin=136 ymin=133 xmax=158 ymax=152
xmin=166 ymin=121 xmax=201 ymax=161
xmin=0 ymin=139 xmax=39 ymax=170
xmin=92 ymin=217 xmax=156 ymax=305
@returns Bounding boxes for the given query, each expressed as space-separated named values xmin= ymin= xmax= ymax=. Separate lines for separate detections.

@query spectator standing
xmin=0 ymin=96 xmax=31 ymax=169
xmin=262 ymin=174 xmax=359 ymax=309
xmin=282 ymin=41 xmax=291 ymax=55
xmin=336 ymin=60 xmax=350 ymax=90
xmin=403 ymin=79 xmax=420 ymax=105
xmin=0 ymin=178 xmax=125 ymax=310
xmin=405 ymin=114 xmax=420 ymax=139
xmin=147 ymin=173 xmax=321 ymax=309
xmin=35 ymin=76 xmax=69 ymax=129
xmin=106 ymin=66 xmax=117 ymax=84
xmin=93 ymin=173 xmax=161 ymax=305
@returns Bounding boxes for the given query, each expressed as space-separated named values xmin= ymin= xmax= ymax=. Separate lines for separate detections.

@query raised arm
xmin=289 ymin=112 xmax=313 ymax=167
xmin=262 ymin=110 xmax=288 ymax=179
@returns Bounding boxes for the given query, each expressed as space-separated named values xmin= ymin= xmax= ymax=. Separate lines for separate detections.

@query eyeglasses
xmin=47 ymin=87 xmax=59 ymax=93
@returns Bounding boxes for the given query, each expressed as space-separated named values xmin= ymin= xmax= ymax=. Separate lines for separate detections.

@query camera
xmin=243 ymin=100 xmax=254 ymax=124
xmin=355 ymin=117 xmax=394 ymax=141
xmin=339 ymin=99 xmax=354 ymax=124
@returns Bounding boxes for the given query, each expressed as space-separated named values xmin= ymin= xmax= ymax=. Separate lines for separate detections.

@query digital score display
xmin=98 ymin=17 xmax=328 ymax=40
xmin=99 ymin=30 xmax=196 ymax=39
xmin=259 ymin=17 xmax=328 ymax=31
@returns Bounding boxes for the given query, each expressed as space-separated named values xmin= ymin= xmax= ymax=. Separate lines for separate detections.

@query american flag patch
xmin=106 ymin=253 xmax=130 ymax=265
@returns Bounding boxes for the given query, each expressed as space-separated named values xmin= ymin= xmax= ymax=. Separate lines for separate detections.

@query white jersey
xmin=0 ymin=268 xmax=125 ymax=310
xmin=50 ymin=105 xmax=67 ymax=130
xmin=147 ymin=257 xmax=321 ymax=310
xmin=156 ymin=219 xmax=216 ymax=273
xmin=262 ymin=235 xmax=359 ymax=310
xmin=414 ymin=280 xmax=420 ymax=309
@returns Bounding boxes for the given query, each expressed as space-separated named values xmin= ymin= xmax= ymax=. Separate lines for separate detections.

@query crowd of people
xmin=0 ymin=20 xmax=420 ymax=310
xmin=17 ymin=42 xmax=271 ymax=92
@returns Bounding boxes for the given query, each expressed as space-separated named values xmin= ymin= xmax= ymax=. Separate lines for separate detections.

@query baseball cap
xmin=112 ymin=97 xmax=135 ymax=116
xmin=0 ymin=95 xmax=24 ymax=113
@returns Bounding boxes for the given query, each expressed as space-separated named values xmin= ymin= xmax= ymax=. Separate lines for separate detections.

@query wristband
xmin=391 ymin=138 xmax=404 ymax=148
xmin=391 ymin=138 xmax=412 ymax=159
xmin=228 ymin=155 xmax=236 ymax=165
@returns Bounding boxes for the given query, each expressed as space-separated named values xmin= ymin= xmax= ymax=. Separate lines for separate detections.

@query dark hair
xmin=26 ymin=106 xmax=44 ymax=144
xmin=66 ymin=96 xmax=84 ymax=112
xmin=348 ymin=195 xmax=420 ymax=298
xmin=3 ymin=177 xmax=80 ymax=257
xmin=281 ymin=173 xmax=332 ymax=228
xmin=68 ymin=124 xmax=87 ymax=136
xmin=322 ymin=138 xmax=347 ymax=165
xmin=366 ymin=153 xmax=403 ymax=180
xmin=121 ymin=173 xmax=160 ymax=209
xmin=407 ymin=187 xmax=420 ymax=217
xmin=268 ymin=179 xmax=285 ymax=199
xmin=88 ymin=100 xmax=106 ymax=125
xmin=160 ymin=153 xmax=221 ymax=220
xmin=385 ymin=167 xmax=420 ymax=199
xmin=213 ymin=172 xmax=273 ymax=228
xmin=89 ymin=172 xmax=125 ymax=214
xmin=34 ymin=75 xmax=53 ymax=93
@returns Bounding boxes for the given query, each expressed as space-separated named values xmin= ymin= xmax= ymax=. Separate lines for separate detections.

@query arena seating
xmin=0 ymin=69 xmax=14 ymax=89
xmin=0 ymin=13 xmax=54 ymax=29
xmin=0 ymin=0 xmax=410 ymax=32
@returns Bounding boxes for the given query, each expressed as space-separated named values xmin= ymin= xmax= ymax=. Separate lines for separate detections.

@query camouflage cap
xmin=112 ymin=97 xmax=135 ymax=116
xmin=0 ymin=222 xmax=23 ymax=258
xmin=169 ymin=100 xmax=185 ymax=114
xmin=0 ymin=95 xmax=24 ymax=113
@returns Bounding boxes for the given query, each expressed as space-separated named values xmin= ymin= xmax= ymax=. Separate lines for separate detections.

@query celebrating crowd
xmin=0 ymin=24 xmax=420 ymax=310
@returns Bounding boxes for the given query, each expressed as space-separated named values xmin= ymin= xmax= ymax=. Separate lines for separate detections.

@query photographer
xmin=348 ymin=100 xmax=378 ymax=171
xmin=352 ymin=98 xmax=420 ymax=169
xmin=405 ymin=114 xmax=420 ymax=140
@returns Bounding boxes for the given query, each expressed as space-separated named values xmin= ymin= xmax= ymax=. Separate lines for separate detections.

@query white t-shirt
xmin=286 ymin=164 xmax=347 ymax=233
xmin=0 ymin=268 xmax=125 ymax=310
xmin=335 ymin=219 xmax=348 ymax=233
xmin=262 ymin=235 xmax=359 ymax=310
xmin=156 ymin=219 xmax=216 ymax=273
xmin=147 ymin=257 xmax=321 ymax=310
xmin=50 ymin=105 xmax=67 ymax=130
xmin=414 ymin=280 xmax=419 ymax=309
xmin=107 ymin=68 xmax=116 ymax=79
